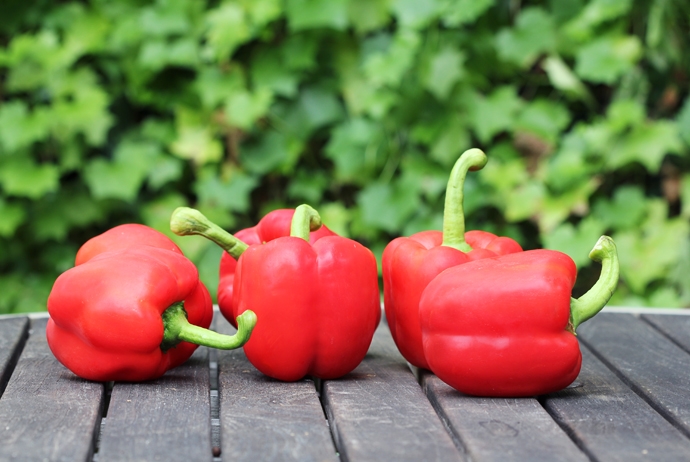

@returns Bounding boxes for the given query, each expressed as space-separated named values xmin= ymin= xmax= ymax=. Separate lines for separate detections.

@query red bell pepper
xmin=46 ymin=224 xmax=257 ymax=382
xmin=420 ymin=236 xmax=619 ymax=397
xmin=383 ymin=149 xmax=523 ymax=370
xmin=171 ymin=205 xmax=381 ymax=381
xmin=218 ymin=209 xmax=336 ymax=327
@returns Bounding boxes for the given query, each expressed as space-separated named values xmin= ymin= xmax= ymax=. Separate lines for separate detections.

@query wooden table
xmin=1 ymin=308 xmax=690 ymax=461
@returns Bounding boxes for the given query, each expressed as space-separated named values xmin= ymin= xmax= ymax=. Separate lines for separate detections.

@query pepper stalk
xmin=441 ymin=148 xmax=489 ymax=252
xmin=568 ymin=235 xmax=620 ymax=334
xmin=170 ymin=207 xmax=249 ymax=260
xmin=290 ymin=204 xmax=323 ymax=240
xmin=161 ymin=302 xmax=256 ymax=351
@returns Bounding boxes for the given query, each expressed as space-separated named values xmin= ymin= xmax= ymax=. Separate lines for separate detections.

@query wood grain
xmin=96 ymin=346 xmax=212 ymax=462
xmin=216 ymin=317 xmax=337 ymax=462
xmin=321 ymin=326 xmax=462 ymax=462
xmin=421 ymin=372 xmax=588 ymax=462
xmin=642 ymin=313 xmax=690 ymax=354
xmin=578 ymin=313 xmax=690 ymax=437
xmin=0 ymin=317 xmax=29 ymax=397
xmin=0 ymin=318 xmax=104 ymax=462
xmin=542 ymin=342 xmax=690 ymax=460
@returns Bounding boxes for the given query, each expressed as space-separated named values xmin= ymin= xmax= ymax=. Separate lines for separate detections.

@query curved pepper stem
xmin=170 ymin=207 xmax=248 ymax=260
xmin=568 ymin=235 xmax=619 ymax=334
xmin=442 ymin=148 xmax=489 ymax=252
xmin=290 ymin=204 xmax=322 ymax=241
xmin=161 ymin=302 xmax=257 ymax=351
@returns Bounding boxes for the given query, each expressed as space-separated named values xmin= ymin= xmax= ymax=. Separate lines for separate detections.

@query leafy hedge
xmin=1 ymin=0 xmax=689 ymax=313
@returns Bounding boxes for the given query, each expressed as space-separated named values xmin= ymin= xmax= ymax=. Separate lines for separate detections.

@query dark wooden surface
xmin=1 ymin=310 xmax=690 ymax=461
xmin=0 ymin=318 xmax=104 ymax=462
xmin=321 ymin=327 xmax=459 ymax=461
xmin=96 ymin=347 xmax=212 ymax=462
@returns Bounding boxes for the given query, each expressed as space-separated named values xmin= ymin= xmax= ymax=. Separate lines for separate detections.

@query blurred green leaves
xmin=0 ymin=0 xmax=688 ymax=313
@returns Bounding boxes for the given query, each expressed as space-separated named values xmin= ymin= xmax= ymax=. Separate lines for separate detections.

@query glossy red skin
xmin=218 ymin=209 xmax=336 ymax=326
xmin=383 ymin=229 xmax=522 ymax=369
xmin=47 ymin=226 xmax=213 ymax=382
xmin=75 ymin=223 xmax=183 ymax=264
xmin=233 ymin=235 xmax=381 ymax=381
xmin=420 ymin=249 xmax=581 ymax=397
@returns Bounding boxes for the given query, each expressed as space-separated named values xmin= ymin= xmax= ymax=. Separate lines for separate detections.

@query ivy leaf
xmin=546 ymin=132 xmax=596 ymax=192
xmin=440 ymin=0 xmax=493 ymax=27
xmin=575 ymin=35 xmax=642 ymax=84
xmin=241 ymin=131 xmax=298 ymax=175
xmin=363 ymin=29 xmax=421 ymax=88
xmin=148 ymin=157 xmax=184 ymax=190
xmin=224 ymin=87 xmax=273 ymax=130
xmin=515 ymin=99 xmax=570 ymax=143
xmin=347 ymin=0 xmax=391 ymax=34
xmin=0 ymin=157 xmax=59 ymax=199
xmin=400 ymin=154 xmax=449 ymax=201
xmin=83 ymin=159 xmax=140 ymax=202
xmin=85 ymin=139 xmax=168 ymax=201
xmin=357 ymin=180 xmax=421 ymax=233
xmin=205 ymin=3 xmax=250 ymax=59
xmin=430 ymin=116 xmax=471 ymax=167
xmin=391 ymin=0 xmax=441 ymax=28
xmin=170 ymin=108 xmax=223 ymax=165
xmin=241 ymin=0 xmax=282 ymax=27
xmin=0 ymin=101 xmax=48 ymax=152
xmin=0 ymin=197 xmax=26 ymax=237
xmin=565 ymin=0 xmax=633 ymax=40
xmin=287 ymin=170 xmax=329 ymax=203
xmin=294 ymin=86 xmax=345 ymax=133
xmin=318 ymin=201 xmax=352 ymax=237
xmin=504 ymin=181 xmax=544 ymax=223
xmin=676 ymin=95 xmax=690 ymax=146
xmin=250 ymin=49 xmax=299 ymax=97
xmin=281 ymin=34 xmax=319 ymax=71
xmin=194 ymin=169 xmax=258 ymax=212
xmin=605 ymin=99 xmax=645 ymax=132
xmin=139 ymin=4 xmax=191 ymax=37
xmin=614 ymin=200 xmax=689 ymax=294
xmin=195 ymin=67 xmax=244 ymax=109
xmin=285 ymin=0 xmax=348 ymax=31
xmin=540 ymin=177 xmax=601 ymax=233
xmin=495 ymin=8 xmax=556 ymax=68
xmin=542 ymin=216 xmax=607 ymax=268
xmin=466 ymin=86 xmax=523 ymax=143
xmin=542 ymin=55 xmax=593 ymax=102
xmin=423 ymin=47 xmax=465 ymax=100
xmin=140 ymin=192 xmax=188 ymax=236
xmin=607 ymin=120 xmax=681 ymax=173
xmin=325 ymin=118 xmax=379 ymax=182
xmin=139 ymin=38 xmax=199 ymax=71
xmin=592 ymin=185 xmax=646 ymax=231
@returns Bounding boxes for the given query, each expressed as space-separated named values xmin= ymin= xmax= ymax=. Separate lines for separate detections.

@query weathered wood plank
xmin=0 ymin=317 xmax=29 ymax=397
xmin=642 ymin=313 xmax=690 ymax=353
xmin=97 ymin=346 xmax=212 ymax=462
xmin=421 ymin=372 xmax=587 ymax=462
xmin=578 ymin=313 xmax=690 ymax=437
xmin=216 ymin=317 xmax=337 ymax=462
xmin=322 ymin=325 xmax=462 ymax=462
xmin=542 ymin=342 xmax=690 ymax=460
xmin=0 ymin=318 xmax=104 ymax=462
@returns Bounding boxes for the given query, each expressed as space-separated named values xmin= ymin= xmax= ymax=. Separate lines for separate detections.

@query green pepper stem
xmin=170 ymin=207 xmax=248 ymax=260
xmin=161 ymin=302 xmax=257 ymax=351
xmin=568 ymin=235 xmax=619 ymax=333
xmin=441 ymin=148 xmax=488 ymax=252
xmin=290 ymin=204 xmax=322 ymax=241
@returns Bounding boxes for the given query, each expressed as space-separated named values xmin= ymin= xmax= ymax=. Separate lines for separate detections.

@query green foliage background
xmin=1 ymin=0 xmax=689 ymax=313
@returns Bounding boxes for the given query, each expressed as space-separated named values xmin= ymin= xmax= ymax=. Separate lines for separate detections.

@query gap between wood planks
xmin=578 ymin=317 xmax=690 ymax=442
